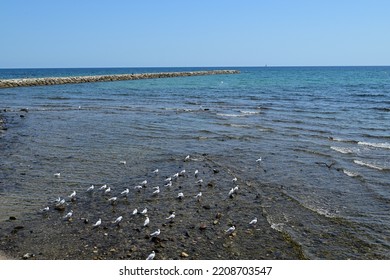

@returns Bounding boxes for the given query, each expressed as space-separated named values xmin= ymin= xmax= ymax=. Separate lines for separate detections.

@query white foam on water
xmin=358 ymin=141 xmax=390 ymax=150
xmin=343 ymin=169 xmax=360 ymax=177
xmin=354 ymin=160 xmax=384 ymax=171
xmin=330 ymin=146 xmax=354 ymax=154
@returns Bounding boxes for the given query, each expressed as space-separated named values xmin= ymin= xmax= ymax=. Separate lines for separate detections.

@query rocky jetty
xmin=0 ymin=70 xmax=240 ymax=88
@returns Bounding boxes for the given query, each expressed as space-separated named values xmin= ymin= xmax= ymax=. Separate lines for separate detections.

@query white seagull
xmin=228 ymin=188 xmax=235 ymax=197
xmin=93 ymin=218 xmax=102 ymax=228
xmin=256 ymin=157 xmax=262 ymax=163
xmin=225 ymin=225 xmax=236 ymax=234
xmin=141 ymin=208 xmax=147 ymax=215
xmin=179 ymin=169 xmax=186 ymax=176
xmin=184 ymin=155 xmax=190 ymax=161
xmin=132 ymin=208 xmax=138 ymax=215
xmin=249 ymin=217 xmax=258 ymax=225
xmin=104 ymin=187 xmax=111 ymax=194
xmin=108 ymin=196 xmax=117 ymax=203
xmin=63 ymin=210 xmax=73 ymax=220
xmin=146 ymin=251 xmax=155 ymax=260
xmin=194 ymin=170 xmax=199 ymax=177
xmin=86 ymin=185 xmax=94 ymax=192
xmin=143 ymin=216 xmax=150 ymax=227
xmin=40 ymin=206 xmax=49 ymax=212
xmin=195 ymin=192 xmax=202 ymax=199
xmin=134 ymin=185 xmax=143 ymax=190
xmin=112 ymin=216 xmax=123 ymax=225
xmin=68 ymin=191 xmax=76 ymax=199
xmin=54 ymin=173 xmax=61 ymax=178
xmin=150 ymin=229 xmax=161 ymax=237
xmin=152 ymin=186 xmax=160 ymax=195
xmin=232 ymin=177 xmax=237 ymax=182
xmin=141 ymin=180 xmax=147 ymax=186
xmin=177 ymin=192 xmax=184 ymax=199
xmin=120 ymin=160 xmax=126 ymax=165
xmin=166 ymin=212 xmax=175 ymax=220
xmin=121 ymin=188 xmax=130 ymax=196
xmin=99 ymin=184 xmax=107 ymax=190
xmin=172 ymin=173 xmax=179 ymax=179
xmin=196 ymin=179 xmax=203 ymax=184
xmin=164 ymin=181 xmax=172 ymax=187
xmin=164 ymin=177 xmax=172 ymax=182
xmin=152 ymin=169 xmax=159 ymax=174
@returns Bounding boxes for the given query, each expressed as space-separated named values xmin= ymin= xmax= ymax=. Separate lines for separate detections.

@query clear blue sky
xmin=1 ymin=0 xmax=389 ymax=68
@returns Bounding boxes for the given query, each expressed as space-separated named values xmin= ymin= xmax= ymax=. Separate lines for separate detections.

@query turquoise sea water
xmin=0 ymin=67 xmax=389 ymax=259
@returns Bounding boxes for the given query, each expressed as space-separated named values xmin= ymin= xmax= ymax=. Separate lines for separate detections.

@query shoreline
xmin=0 ymin=70 xmax=240 ymax=88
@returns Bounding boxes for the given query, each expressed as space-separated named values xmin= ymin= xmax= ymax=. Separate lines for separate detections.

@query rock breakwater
xmin=0 ymin=70 xmax=240 ymax=88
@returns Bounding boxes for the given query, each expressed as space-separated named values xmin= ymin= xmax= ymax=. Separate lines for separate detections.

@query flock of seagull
xmin=40 ymin=155 xmax=262 ymax=260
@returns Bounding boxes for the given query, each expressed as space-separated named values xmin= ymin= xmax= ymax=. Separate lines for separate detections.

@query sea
xmin=0 ymin=66 xmax=389 ymax=259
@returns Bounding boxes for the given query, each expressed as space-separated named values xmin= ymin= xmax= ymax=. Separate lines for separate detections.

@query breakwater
xmin=0 ymin=70 xmax=240 ymax=88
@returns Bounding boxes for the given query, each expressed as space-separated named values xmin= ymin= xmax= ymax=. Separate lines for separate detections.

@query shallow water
xmin=0 ymin=67 xmax=389 ymax=259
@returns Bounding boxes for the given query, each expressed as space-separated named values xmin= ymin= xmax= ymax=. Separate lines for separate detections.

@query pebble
xmin=180 ymin=252 xmax=189 ymax=258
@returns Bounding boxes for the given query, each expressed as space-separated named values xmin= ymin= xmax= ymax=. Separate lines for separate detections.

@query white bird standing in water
xmin=134 ymin=185 xmax=142 ymax=191
xmin=68 ymin=191 xmax=76 ymax=199
xmin=152 ymin=169 xmax=159 ymax=174
xmin=232 ymin=177 xmax=237 ymax=183
xmin=141 ymin=180 xmax=147 ymax=186
xmin=177 ymin=192 xmax=184 ymax=199
xmin=228 ymin=188 xmax=235 ymax=197
xmin=256 ymin=157 xmax=262 ymax=163
xmin=196 ymin=179 xmax=203 ymax=184
xmin=93 ymin=218 xmax=102 ymax=228
xmin=150 ymin=229 xmax=160 ymax=237
xmin=87 ymin=185 xmax=94 ymax=192
xmin=249 ymin=217 xmax=258 ymax=225
xmin=152 ymin=186 xmax=160 ymax=195
xmin=194 ymin=170 xmax=199 ymax=177
xmin=146 ymin=251 xmax=155 ymax=260
xmin=99 ymin=184 xmax=107 ymax=190
xmin=112 ymin=216 xmax=123 ymax=225
xmin=225 ymin=225 xmax=236 ymax=234
xmin=54 ymin=173 xmax=61 ymax=178
xmin=132 ymin=208 xmax=138 ymax=215
xmin=179 ymin=169 xmax=186 ymax=176
xmin=141 ymin=208 xmax=147 ymax=215
xmin=40 ymin=206 xmax=49 ymax=212
xmin=63 ymin=210 xmax=73 ymax=220
xmin=108 ymin=197 xmax=117 ymax=204
xmin=164 ymin=181 xmax=172 ymax=187
xmin=144 ymin=215 xmax=150 ymax=227
xmin=184 ymin=155 xmax=190 ymax=161
xmin=166 ymin=212 xmax=175 ymax=220
xmin=195 ymin=192 xmax=202 ymax=199
xmin=121 ymin=188 xmax=129 ymax=196
xmin=104 ymin=187 xmax=111 ymax=194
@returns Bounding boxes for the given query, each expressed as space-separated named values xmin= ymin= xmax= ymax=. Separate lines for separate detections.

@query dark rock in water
xmin=213 ymin=169 xmax=219 ymax=174
xmin=9 ymin=216 xmax=16 ymax=220
xmin=203 ymin=205 xmax=211 ymax=210
xmin=199 ymin=223 xmax=207 ymax=230
xmin=20 ymin=108 xmax=29 ymax=113
xmin=215 ymin=212 xmax=223 ymax=219
xmin=207 ymin=181 xmax=215 ymax=187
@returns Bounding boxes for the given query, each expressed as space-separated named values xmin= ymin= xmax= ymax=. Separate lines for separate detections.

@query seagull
xmin=152 ymin=186 xmax=160 ymax=195
xmin=54 ymin=197 xmax=61 ymax=203
xmin=104 ymin=187 xmax=111 ymax=194
xmin=68 ymin=191 xmax=76 ymax=199
xmin=40 ymin=206 xmax=49 ymax=212
xmin=164 ymin=181 xmax=172 ymax=187
xmin=233 ymin=186 xmax=239 ymax=193
xmin=141 ymin=208 xmax=147 ymax=215
xmin=184 ymin=155 xmax=190 ymax=161
xmin=56 ymin=198 xmax=66 ymax=206
xmin=172 ymin=173 xmax=179 ymax=179
xmin=232 ymin=177 xmax=237 ymax=183
xmin=225 ymin=225 xmax=236 ymax=234
xmin=228 ymin=188 xmax=235 ymax=197
xmin=134 ymin=185 xmax=143 ymax=190
xmin=179 ymin=169 xmax=186 ymax=176
xmin=93 ymin=218 xmax=102 ymax=228
xmin=152 ymin=169 xmax=159 ymax=174
xmin=195 ymin=192 xmax=202 ymax=199
xmin=194 ymin=170 xmax=199 ymax=177
xmin=166 ymin=212 xmax=175 ymax=220
xmin=132 ymin=208 xmax=138 ymax=215
xmin=63 ymin=210 xmax=73 ymax=220
xmin=256 ymin=157 xmax=262 ymax=163
xmin=86 ymin=185 xmax=94 ymax=192
xmin=146 ymin=251 xmax=155 ymax=260
xmin=143 ymin=216 xmax=150 ymax=227
xmin=54 ymin=173 xmax=61 ymax=178
xmin=141 ymin=180 xmax=147 ymax=186
xmin=196 ymin=179 xmax=203 ymax=184
xmin=177 ymin=192 xmax=184 ymax=199
xmin=150 ymin=229 xmax=160 ymax=237
xmin=99 ymin=184 xmax=107 ymax=190
xmin=121 ymin=188 xmax=129 ymax=196
xmin=249 ymin=217 xmax=258 ymax=225
xmin=119 ymin=160 xmax=126 ymax=165
xmin=164 ymin=177 xmax=172 ymax=182
xmin=108 ymin=196 xmax=117 ymax=203
xmin=112 ymin=216 xmax=123 ymax=225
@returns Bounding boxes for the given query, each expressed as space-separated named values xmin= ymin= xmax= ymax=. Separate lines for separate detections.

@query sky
xmin=1 ymin=0 xmax=390 ymax=68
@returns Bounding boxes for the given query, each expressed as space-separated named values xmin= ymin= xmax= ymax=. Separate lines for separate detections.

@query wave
xmin=353 ymin=160 xmax=387 ymax=171
xmin=343 ymin=169 xmax=361 ymax=178
xmin=239 ymin=110 xmax=261 ymax=115
xmin=216 ymin=113 xmax=244 ymax=118
xmin=330 ymin=146 xmax=355 ymax=154
xmin=328 ymin=137 xmax=358 ymax=144
xmin=358 ymin=141 xmax=390 ymax=150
